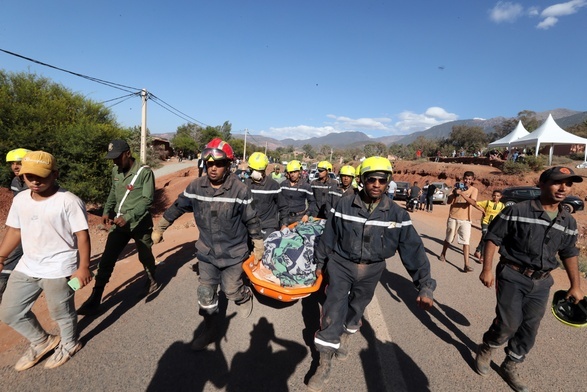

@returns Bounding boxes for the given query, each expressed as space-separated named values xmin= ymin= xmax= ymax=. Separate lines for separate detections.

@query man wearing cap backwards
xmin=475 ymin=166 xmax=585 ymax=392
xmin=0 ymin=151 xmax=91 ymax=370
xmin=245 ymin=152 xmax=289 ymax=239
xmin=78 ymin=139 xmax=160 ymax=316
xmin=0 ymin=148 xmax=31 ymax=303
xmin=308 ymin=156 xmax=435 ymax=392
xmin=151 ymin=138 xmax=263 ymax=350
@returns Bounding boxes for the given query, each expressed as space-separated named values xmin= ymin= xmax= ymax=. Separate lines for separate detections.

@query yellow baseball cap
xmin=19 ymin=151 xmax=57 ymax=178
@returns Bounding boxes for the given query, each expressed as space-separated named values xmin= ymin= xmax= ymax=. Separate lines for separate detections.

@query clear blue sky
xmin=1 ymin=1 xmax=585 ymax=141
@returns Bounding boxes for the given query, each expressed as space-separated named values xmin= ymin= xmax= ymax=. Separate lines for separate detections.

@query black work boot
xmin=335 ymin=333 xmax=351 ymax=361
xmin=500 ymin=358 xmax=529 ymax=392
xmin=307 ymin=352 xmax=333 ymax=392
xmin=474 ymin=342 xmax=495 ymax=376
xmin=235 ymin=286 xmax=253 ymax=319
xmin=140 ymin=268 xmax=161 ymax=298
xmin=77 ymin=287 xmax=105 ymax=316
xmin=191 ymin=314 xmax=219 ymax=351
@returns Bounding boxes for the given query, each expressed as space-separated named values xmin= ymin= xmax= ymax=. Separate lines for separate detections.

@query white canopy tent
xmin=508 ymin=114 xmax=587 ymax=165
xmin=488 ymin=120 xmax=529 ymax=148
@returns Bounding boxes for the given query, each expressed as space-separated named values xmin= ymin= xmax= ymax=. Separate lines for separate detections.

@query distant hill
xmin=153 ymin=109 xmax=587 ymax=149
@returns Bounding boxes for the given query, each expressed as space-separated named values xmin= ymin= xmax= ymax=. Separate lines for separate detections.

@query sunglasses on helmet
xmin=202 ymin=148 xmax=227 ymax=162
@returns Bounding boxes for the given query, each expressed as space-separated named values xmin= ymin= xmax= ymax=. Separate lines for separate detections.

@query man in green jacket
xmin=78 ymin=139 xmax=160 ymax=315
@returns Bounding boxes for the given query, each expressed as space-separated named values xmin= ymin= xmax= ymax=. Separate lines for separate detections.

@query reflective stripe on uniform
xmin=314 ymin=337 xmax=340 ymax=350
xmin=183 ymin=191 xmax=253 ymax=205
xmin=333 ymin=211 xmax=410 ymax=229
xmin=251 ymin=188 xmax=281 ymax=195
xmin=281 ymin=186 xmax=313 ymax=196
xmin=499 ymin=215 xmax=578 ymax=235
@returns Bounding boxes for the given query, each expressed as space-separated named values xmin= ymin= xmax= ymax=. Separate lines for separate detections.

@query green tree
xmin=363 ymin=142 xmax=387 ymax=157
xmin=448 ymin=125 xmax=487 ymax=154
xmin=517 ymin=110 xmax=539 ymax=132
xmin=0 ymin=70 xmax=126 ymax=203
xmin=171 ymin=123 xmax=200 ymax=154
xmin=490 ymin=118 xmax=518 ymax=141
xmin=302 ymin=144 xmax=314 ymax=159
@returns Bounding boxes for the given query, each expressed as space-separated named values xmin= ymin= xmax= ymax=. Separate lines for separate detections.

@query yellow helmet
xmin=360 ymin=156 xmax=393 ymax=179
xmin=286 ymin=160 xmax=302 ymax=173
xmin=339 ymin=165 xmax=355 ymax=177
xmin=6 ymin=148 xmax=31 ymax=163
xmin=317 ymin=160 xmax=333 ymax=172
xmin=355 ymin=164 xmax=362 ymax=177
xmin=248 ymin=152 xmax=269 ymax=171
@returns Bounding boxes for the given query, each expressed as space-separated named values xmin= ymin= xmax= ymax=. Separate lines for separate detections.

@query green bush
xmin=502 ymin=161 xmax=530 ymax=175
xmin=523 ymin=155 xmax=546 ymax=172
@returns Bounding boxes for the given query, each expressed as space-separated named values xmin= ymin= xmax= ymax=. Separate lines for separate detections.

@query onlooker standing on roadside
xmin=419 ymin=181 xmax=428 ymax=210
xmin=0 ymin=151 xmax=92 ymax=370
xmin=473 ymin=190 xmax=504 ymax=264
xmin=475 ymin=167 xmax=584 ymax=392
xmin=0 ymin=148 xmax=30 ymax=303
xmin=271 ymin=165 xmax=285 ymax=184
xmin=308 ymin=156 xmax=435 ymax=391
xmin=245 ymin=152 xmax=288 ymax=239
xmin=425 ymin=180 xmax=437 ymax=212
xmin=151 ymin=138 xmax=263 ymax=350
xmin=387 ymin=175 xmax=397 ymax=200
xmin=78 ymin=139 xmax=160 ymax=316
xmin=438 ymin=171 xmax=478 ymax=272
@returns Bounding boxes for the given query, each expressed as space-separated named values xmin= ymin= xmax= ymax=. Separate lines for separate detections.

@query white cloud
xmin=262 ymin=109 xmax=458 ymax=140
xmin=537 ymin=0 xmax=587 ymax=29
xmin=395 ymin=107 xmax=458 ymax=134
xmin=326 ymin=114 xmax=392 ymax=130
xmin=489 ymin=2 xmax=524 ymax=23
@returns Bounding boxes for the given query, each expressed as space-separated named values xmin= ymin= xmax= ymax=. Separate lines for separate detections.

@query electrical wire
xmin=0 ymin=48 xmax=141 ymax=94
xmin=148 ymin=93 xmax=209 ymax=127
xmin=100 ymin=92 xmax=141 ymax=104
xmin=106 ymin=94 xmax=141 ymax=109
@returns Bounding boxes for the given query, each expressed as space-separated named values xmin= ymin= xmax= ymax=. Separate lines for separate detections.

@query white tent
xmin=508 ymin=114 xmax=587 ymax=165
xmin=488 ymin=120 xmax=529 ymax=148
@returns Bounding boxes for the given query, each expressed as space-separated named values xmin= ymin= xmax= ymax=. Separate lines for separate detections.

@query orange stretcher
xmin=242 ymin=222 xmax=323 ymax=302
xmin=243 ymin=257 xmax=322 ymax=302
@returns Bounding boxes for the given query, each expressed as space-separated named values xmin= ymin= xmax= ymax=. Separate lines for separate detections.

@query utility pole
xmin=243 ymin=129 xmax=248 ymax=162
xmin=140 ymin=89 xmax=148 ymax=164
xmin=330 ymin=148 xmax=333 ymax=162
xmin=264 ymin=141 xmax=267 ymax=155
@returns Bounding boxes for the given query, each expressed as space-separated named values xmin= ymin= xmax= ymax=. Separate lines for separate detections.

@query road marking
xmin=365 ymin=294 xmax=408 ymax=392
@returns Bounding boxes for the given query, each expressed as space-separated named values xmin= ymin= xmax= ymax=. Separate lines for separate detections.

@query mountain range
xmin=155 ymin=109 xmax=587 ymax=150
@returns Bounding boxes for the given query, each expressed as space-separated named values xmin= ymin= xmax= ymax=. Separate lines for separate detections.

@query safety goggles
xmin=317 ymin=168 xmax=326 ymax=172
xmin=202 ymin=148 xmax=227 ymax=162
xmin=365 ymin=177 xmax=388 ymax=185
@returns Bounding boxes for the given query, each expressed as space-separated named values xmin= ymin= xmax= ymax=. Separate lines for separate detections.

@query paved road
xmin=1 ymin=180 xmax=586 ymax=391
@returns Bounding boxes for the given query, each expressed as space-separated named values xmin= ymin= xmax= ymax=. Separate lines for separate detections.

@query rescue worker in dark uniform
xmin=308 ymin=156 xmax=436 ymax=392
xmin=280 ymin=160 xmax=317 ymax=225
xmin=1 ymin=148 xmax=30 ymax=303
xmin=78 ymin=139 xmax=159 ymax=315
xmin=244 ymin=152 xmax=289 ymax=239
xmin=152 ymin=138 xmax=263 ymax=350
xmin=475 ymin=166 xmax=585 ymax=392
xmin=329 ymin=164 xmax=355 ymax=209
xmin=310 ymin=160 xmax=338 ymax=219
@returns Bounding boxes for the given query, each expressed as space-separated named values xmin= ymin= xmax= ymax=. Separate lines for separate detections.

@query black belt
xmin=289 ymin=210 xmax=307 ymax=217
xmin=503 ymin=260 xmax=551 ymax=280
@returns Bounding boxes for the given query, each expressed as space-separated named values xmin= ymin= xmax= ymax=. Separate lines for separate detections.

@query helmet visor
xmin=202 ymin=147 xmax=227 ymax=161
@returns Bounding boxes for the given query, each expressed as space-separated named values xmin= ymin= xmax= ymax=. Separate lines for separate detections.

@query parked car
xmin=394 ymin=181 xmax=410 ymax=201
xmin=430 ymin=182 xmax=451 ymax=204
xmin=500 ymin=186 xmax=584 ymax=213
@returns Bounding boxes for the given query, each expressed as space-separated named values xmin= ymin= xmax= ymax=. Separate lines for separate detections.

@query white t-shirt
xmin=6 ymin=188 xmax=89 ymax=279
xmin=388 ymin=181 xmax=398 ymax=194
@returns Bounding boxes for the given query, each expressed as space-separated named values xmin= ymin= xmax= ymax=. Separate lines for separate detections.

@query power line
xmin=148 ymin=93 xmax=209 ymax=127
xmin=0 ymin=47 xmax=215 ymax=129
xmin=0 ymin=48 xmax=141 ymax=94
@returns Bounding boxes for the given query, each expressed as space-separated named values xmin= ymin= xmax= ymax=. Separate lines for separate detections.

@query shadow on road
xmin=420 ymin=233 xmax=465 ymax=273
xmin=379 ymin=269 xmax=477 ymax=369
xmin=146 ymin=295 xmax=232 ymax=392
xmin=226 ymin=316 xmax=307 ymax=391
xmin=77 ymin=240 xmax=195 ymax=342
xmin=300 ymin=276 xmax=327 ymax=384
xmin=360 ymin=317 xmax=430 ymax=392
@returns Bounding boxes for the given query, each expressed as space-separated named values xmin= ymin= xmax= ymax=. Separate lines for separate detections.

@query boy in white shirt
xmin=0 ymin=151 xmax=92 ymax=371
